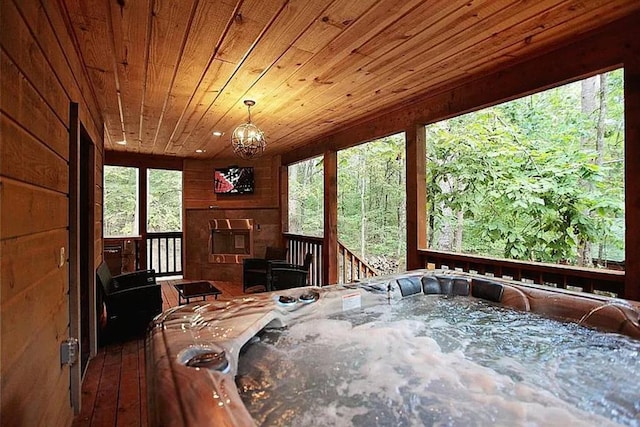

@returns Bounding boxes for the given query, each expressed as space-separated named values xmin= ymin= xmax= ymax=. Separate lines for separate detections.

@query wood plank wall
xmin=281 ymin=12 xmax=640 ymax=300
xmin=183 ymin=155 xmax=281 ymax=210
xmin=1 ymin=0 xmax=103 ymax=424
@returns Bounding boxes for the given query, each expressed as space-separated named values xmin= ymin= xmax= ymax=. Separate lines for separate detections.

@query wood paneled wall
xmin=1 ymin=0 xmax=103 ymax=423
xmin=183 ymin=155 xmax=281 ymax=210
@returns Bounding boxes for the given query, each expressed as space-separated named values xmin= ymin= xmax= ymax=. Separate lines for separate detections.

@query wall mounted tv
xmin=214 ymin=166 xmax=255 ymax=194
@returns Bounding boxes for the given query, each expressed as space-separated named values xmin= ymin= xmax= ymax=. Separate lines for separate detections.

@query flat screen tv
xmin=214 ymin=166 xmax=255 ymax=194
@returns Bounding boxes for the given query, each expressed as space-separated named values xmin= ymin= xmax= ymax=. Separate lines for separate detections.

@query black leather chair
xmin=268 ymin=253 xmax=313 ymax=291
xmin=96 ymin=262 xmax=161 ymax=342
xmin=242 ymin=247 xmax=288 ymax=292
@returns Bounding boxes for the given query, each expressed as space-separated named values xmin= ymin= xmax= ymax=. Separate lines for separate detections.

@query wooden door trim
xmin=69 ymin=102 xmax=81 ymax=412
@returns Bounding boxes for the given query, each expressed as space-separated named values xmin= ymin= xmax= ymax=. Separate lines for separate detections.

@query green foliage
xmin=104 ymin=166 xmax=139 ymax=236
xmin=338 ymin=134 xmax=407 ymax=269
xmin=287 ymin=135 xmax=407 ymax=271
xmin=427 ymin=69 xmax=625 ymax=265
xmin=147 ymin=169 xmax=182 ymax=232
xmin=288 ymin=157 xmax=324 ymax=237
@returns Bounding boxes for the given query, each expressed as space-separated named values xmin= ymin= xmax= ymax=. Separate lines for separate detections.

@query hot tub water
xmin=237 ymin=296 xmax=640 ymax=426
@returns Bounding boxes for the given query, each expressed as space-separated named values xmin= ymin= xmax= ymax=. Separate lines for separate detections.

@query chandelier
xmin=231 ymin=100 xmax=266 ymax=159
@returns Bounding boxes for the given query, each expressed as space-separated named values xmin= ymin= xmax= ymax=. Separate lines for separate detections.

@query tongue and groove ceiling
xmin=64 ymin=0 xmax=640 ymax=159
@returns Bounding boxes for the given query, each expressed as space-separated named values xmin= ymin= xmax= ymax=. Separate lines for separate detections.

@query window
xmin=338 ymin=133 xmax=406 ymax=273
xmin=103 ymin=166 xmax=139 ymax=237
xmin=147 ymin=168 xmax=182 ymax=232
xmin=426 ymin=69 xmax=624 ymax=269
xmin=288 ymin=156 xmax=324 ymax=237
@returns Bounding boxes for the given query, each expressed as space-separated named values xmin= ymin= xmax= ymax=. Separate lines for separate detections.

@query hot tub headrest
xmin=396 ymin=275 xmax=471 ymax=297
xmin=471 ymin=278 xmax=504 ymax=302
xmin=395 ymin=274 xmax=508 ymax=302
xmin=420 ymin=276 xmax=471 ymax=296
xmin=396 ymin=277 xmax=423 ymax=297
xmin=422 ymin=276 xmax=441 ymax=295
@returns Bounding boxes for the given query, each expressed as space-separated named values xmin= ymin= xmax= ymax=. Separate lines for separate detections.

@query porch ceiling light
xmin=231 ymin=100 xmax=266 ymax=160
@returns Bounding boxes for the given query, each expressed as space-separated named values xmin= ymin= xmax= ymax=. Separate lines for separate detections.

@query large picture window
xmin=426 ymin=69 xmax=624 ymax=270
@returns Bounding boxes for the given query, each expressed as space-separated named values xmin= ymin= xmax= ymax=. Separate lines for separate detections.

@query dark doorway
xmin=79 ymin=125 xmax=94 ymax=375
xmin=69 ymin=102 xmax=96 ymax=412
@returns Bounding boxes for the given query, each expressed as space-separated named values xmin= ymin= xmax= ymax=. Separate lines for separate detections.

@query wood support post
xmin=280 ymin=163 xmax=289 ymax=248
xmin=323 ymin=149 xmax=338 ymax=284
xmin=406 ymin=124 xmax=427 ymax=270
xmin=138 ymin=167 xmax=148 ymax=270
xmin=625 ymin=56 xmax=640 ymax=301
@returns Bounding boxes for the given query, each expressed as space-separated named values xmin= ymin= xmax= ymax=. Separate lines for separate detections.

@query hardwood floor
xmin=72 ymin=279 xmax=246 ymax=427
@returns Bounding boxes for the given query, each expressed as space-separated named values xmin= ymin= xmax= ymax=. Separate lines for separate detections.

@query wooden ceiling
xmin=64 ymin=0 xmax=640 ymax=159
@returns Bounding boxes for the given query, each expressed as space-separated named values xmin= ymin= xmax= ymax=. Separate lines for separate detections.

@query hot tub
xmin=146 ymin=270 xmax=640 ymax=426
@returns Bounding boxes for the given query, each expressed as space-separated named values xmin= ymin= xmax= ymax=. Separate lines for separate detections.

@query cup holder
xmin=177 ymin=345 xmax=230 ymax=373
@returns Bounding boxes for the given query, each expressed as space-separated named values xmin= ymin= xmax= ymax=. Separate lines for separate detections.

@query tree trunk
xmin=577 ymin=76 xmax=599 ymax=266
xmin=581 ymin=77 xmax=598 ymax=145
xmin=288 ymin=164 xmax=299 ymax=233
xmin=359 ymin=153 xmax=366 ymax=260
xmin=397 ymin=157 xmax=406 ymax=270
xmin=596 ymin=73 xmax=607 ymax=167
xmin=436 ymin=178 xmax=454 ymax=251
xmin=453 ymin=209 xmax=464 ymax=252
xmin=596 ymin=73 xmax=608 ymax=265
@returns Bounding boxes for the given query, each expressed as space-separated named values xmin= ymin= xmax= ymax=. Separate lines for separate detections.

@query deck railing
xmin=284 ymin=233 xmax=324 ymax=286
xmin=147 ymin=231 xmax=183 ymax=277
xmin=337 ymin=241 xmax=378 ymax=284
xmin=281 ymin=237 xmax=624 ymax=296
xmin=420 ymin=249 xmax=625 ymax=297
xmin=284 ymin=233 xmax=379 ymax=286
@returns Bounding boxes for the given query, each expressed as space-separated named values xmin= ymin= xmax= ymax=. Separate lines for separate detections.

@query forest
xmin=289 ymin=69 xmax=625 ymax=273
xmin=288 ymin=134 xmax=407 ymax=272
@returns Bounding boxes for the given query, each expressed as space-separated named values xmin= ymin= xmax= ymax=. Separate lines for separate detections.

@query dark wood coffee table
xmin=174 ymin=281 xmax=221 ymax=305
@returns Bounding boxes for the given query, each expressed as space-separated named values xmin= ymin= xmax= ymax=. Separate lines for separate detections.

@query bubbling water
xmin=236 ymin=296 xmax=640 ymax=426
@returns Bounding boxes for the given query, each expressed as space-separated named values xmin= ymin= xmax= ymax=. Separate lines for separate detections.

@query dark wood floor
xmin=72 ymin=279 xmax=246 ymax=427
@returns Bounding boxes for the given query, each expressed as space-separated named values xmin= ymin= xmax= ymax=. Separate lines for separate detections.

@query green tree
xmin=104 ymin=166 xmax=138 ymax=236
xmin=426 ymin=69 xmax=624 ymax=266
xmin=338 ymin=134 xmax=406 ymax=272
xmin=288 ymin=157 xmax=324 ymax=237
xmin=147 ymin=169 xmax=182 ymax=232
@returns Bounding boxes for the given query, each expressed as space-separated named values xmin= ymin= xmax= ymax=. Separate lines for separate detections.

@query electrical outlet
xmin=59 ymin=247 xmax=65 ymax=267
xmin=60 ymin=337 xmax=79 ymax=366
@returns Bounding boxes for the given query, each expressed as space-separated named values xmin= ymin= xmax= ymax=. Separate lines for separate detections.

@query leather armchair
xmin=242 ymin=247 xmax=288 ymax=292
xmin=268 ymin=253 xmax=313 ymax=291
xmin=96 ymin=261 xmax=162 ymax=341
